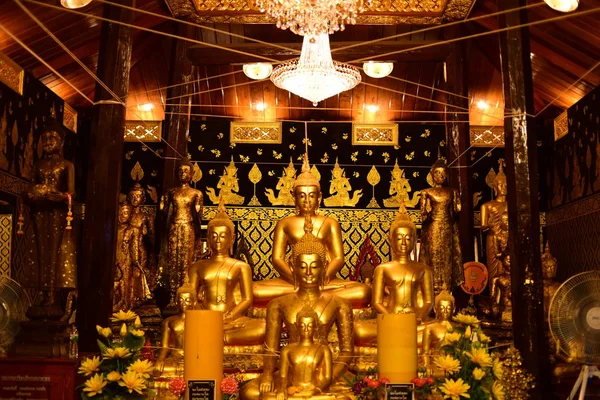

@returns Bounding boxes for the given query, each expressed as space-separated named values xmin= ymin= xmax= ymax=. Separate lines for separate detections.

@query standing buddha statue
xmin=253 ymin=154 xmax=371 ymax=308
xmin=160 ymin=158 xmax=204 ymax=305
xmin=188 ymin=200 xmax=265 ymax=345
xmin=490 ymin=253 xmax=512 ymax=322
xmin=127 ymin=183 xmax=155 ymax=291
xmin=542 ymin=243 xmax=560 ymax=318
xmin=419 ymin=159 xmax=463 ymax=294
xmin=25 ymin=119 xmax=76 ymax=318
xmin=354 ymin=204 xmax=434 ymax=346
xmin=480 ymin=164 xmax=508 ymax=282
xmin=240 ymin=225 xmax=354 ymax=400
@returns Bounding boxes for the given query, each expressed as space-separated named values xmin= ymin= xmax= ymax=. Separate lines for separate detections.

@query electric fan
xmin=549 ymin=270 xmax=600 ymax=400
xmin=0 ymin=276 xmax=30 ymax=354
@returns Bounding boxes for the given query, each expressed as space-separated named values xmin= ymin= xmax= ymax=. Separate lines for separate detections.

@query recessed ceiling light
xmin=363 ymin=61 xmax=394 ymax=79
xmin=243 ymin=63 xmax=273 ymax=80
xmin=476 ymin=100 xmax=489 ymax=110
xmin=255 ymin=102 xmax=266 ymax=111
xmin=366 ymin=104 xmax=379 ymax=113
xmin=137 ymin=103 xmax=154 ymax=112
xmin=60 ymin=0 xmax=93 ymax=9
xmin=544 ymin=0 xmax=578 ymax=12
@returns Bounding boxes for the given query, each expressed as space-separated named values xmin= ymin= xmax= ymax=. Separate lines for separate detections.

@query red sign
xmin=0 ymin=358 xmax=76 ymax=400
xmin=461 ymin=261 xmax=488 ymax=295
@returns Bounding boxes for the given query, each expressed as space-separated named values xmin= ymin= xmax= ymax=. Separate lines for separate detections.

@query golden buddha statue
xmin=154 ymin=284 xmax=196 ymax=377
xmin=25 ymin=119 xmax=76 ymax=318
xmin=354 ymin=204 xmax=434 ymax=346
xmin=127 ymin=183 xmax=154 ymax=290
xmin=265 ymin=158 xmax=297 ymax=206
xmin=253 ymin=154 xmax=371 ymax=308
xmin=480 ymin=165 xmax=508 ymax=282
xmin=490 ymin=252 xmax=512 ymax=322
xmin=160 ymin=158 xmax=204 ymax=304
xmin=542 ymin=243 xmax=560 ymax=318
xmin=189 ymin=200 xmax=265 ymax=345
xmin=419 ymin=159 xmax=463 ymax=294
xmin=240 ymin=226 xmax=354 ymax=400
xmin=420 ymin=287 xmax=455 ymax=360
xmin=323 ymin=158 xmax=362 ymax=207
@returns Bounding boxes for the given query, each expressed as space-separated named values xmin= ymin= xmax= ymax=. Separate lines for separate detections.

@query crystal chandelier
xmin=256 ymin=0 xmax=371 ymax=36
xmin=270 ymin=34 xmax=361 ymax=106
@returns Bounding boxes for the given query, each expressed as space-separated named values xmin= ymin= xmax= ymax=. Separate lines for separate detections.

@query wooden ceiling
xmin=0 ymin=0 xmax=599 ymax=125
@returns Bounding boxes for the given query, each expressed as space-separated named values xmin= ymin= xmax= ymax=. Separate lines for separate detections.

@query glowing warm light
xmin=255 ymin=102 xmax=266 ymax=111
xmin=363 ymin=62 xmax=394 ymax=79
xmin=137 ymin=103 xmax=154 ymax=112
xmin=476 ymin=100 xmax=489 ymax=110
xmin=366 ymin=104 xmax=379 ymax=113
xmin=544 ymin=0 xmax=578 ymax=12
xmin=61 ymin=0 xmax=93 ymax=8
xmin=243 ymin=63 xmax=273 ymax=80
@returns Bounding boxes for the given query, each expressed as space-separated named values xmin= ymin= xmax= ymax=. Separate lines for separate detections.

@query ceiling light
xmin=60 ymin=0 xmax=93 ymax=8
xmin=366 ymin=104 xmax=379 ymax=113
xmin=476 ymin=100 xmax=489 ymax=110
xmin=543 ymin=0 xmax=578 ymax=12
xmin=271 ymin=34 xmax=361 ymax=107
xmin=363 ymin=61 xmax=394 ymax=79
xmin=255 ymin=102 xmax=266 ymax=111
xmin=137 ymin=103 xmax=154 ymax=112
xmin=243 ymin=63 xmax=273 ymax=80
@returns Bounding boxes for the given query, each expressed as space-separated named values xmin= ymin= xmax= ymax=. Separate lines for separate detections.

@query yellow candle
xmin=377 ymin=313 xmax=417 ymax=383
xmin=184 ymin=310 xmax=224 ymax=399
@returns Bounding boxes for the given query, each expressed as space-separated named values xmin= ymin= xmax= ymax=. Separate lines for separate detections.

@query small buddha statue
xmin=240 ymin=225 xmax=354 ymax=400
xmin=160 ymin=158 xmax=204 ymax=304
xmin=491 ymin=252 xmax=512 ymax=322
xmin=419 ymin=159 xmax=463 ymax=294
xmin=480 ymin=165 xmax=508 ymax=283
xmin=420 ymin=287 xmax=456 ymax=360
xmin=188 ymin=200 xmax=265 ymax=346
xmin=127 ymin=183 xmax=155 ymax=291
xmin=354 ymin=204 xmax=434 ymax=346
xmin=154 ymin=284 xmax=196 ymax=377
xmin=542 ymin=243 xmax=560 ymax=318
xmin=25 ymin=119 xmax=76 ymax=318
xmin=253 ymin=154 xmax=371 ymax=308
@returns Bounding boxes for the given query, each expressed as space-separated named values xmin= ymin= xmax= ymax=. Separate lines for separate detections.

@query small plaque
xmin=188 ymin=379 xmax=216 ymax=400
xmin=385 ymin=383 xmax=414 ymax=400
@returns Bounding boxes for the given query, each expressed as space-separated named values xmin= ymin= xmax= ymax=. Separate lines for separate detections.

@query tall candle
xmin=184 ymin=310 xmax=224 ymax=399
xmin=474 ymin=237 xmax=479 ymax=263
xmin=377 ymin=313 xmax=417 ymax=383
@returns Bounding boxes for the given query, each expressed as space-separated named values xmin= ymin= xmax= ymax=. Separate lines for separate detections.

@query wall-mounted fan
xmin=0 ymin=276 xmax=30 ymax=354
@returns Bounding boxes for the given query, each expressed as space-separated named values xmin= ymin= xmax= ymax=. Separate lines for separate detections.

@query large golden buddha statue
xmin=480 ymin=165 xmax=508 ymax=282
xmin=253 ymin=154 xmax=370 ymax=308
xmin=354 ymin=204 xmax=434 ymax=346
xmin=160 ymin=158 xmax=204 ymax=304
xmin=419 ymin=159 xmax=463 ymax=294
xmin=25 ymin=120 xmax=76 ymax=318
xmin=188 ymin=200 xmax=265 ymax=345
xmin=420 ymin=287 xmax=455 ymax=360
xmin=240 ymin=225 xmax=354 ymax=400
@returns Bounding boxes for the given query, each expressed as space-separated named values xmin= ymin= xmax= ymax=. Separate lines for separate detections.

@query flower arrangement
xmin=221 ymin=376 xmax=240 ymax=400
xmin=345 ymin=367 xmax=390 ymax=400
xmin=78 ymin=310 xmax=154 ymax=399
xmin=422 ymin=314 xmax=505 ymax=400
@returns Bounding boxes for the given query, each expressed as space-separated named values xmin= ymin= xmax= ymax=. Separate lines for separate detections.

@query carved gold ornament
xmin=206 ymin=157 xmax=245 ymax=205
xmin=0 ymin=52 xmax=24 ymax=95
xmin=366 ymin=166 xmax=381 ymax=208
xmin=124 ymin=121 xmax=162 ymax=142
xmin=248 ymin=163 xmax=263 ymax=206
xmin=63 ymin=103 xmax=78 ymax=133
xmin=352 ymin=124 xmax=399 ymax=146
xmin=323 ymin=158 xmax=363 ymax=207
xmin=230 ymin=122 xmax=282 ymax=144
xmin=554 ymin=111 xmax=568 ymax=141
xmin=470 ymin=126 xmax=504 ymax=147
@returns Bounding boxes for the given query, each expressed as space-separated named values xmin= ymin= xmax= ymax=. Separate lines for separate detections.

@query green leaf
xmin=97 ymin=339 xmax=108 ymax=354
xmin=123 ymin=334 xmax=145 ymax=352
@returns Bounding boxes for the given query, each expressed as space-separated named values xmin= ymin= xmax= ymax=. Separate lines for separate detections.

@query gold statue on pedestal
xmin=154 ymin=284 xmax=196 ymax=377
xmin=323 ymin=158 xmax=362 ymax=207
xmin=354 ymin=204 xmax=434 ymax=346
xmin=127 ymin=183 xmax=155 ymax=291
xmin=253 ymin=154 xmax=371 ymax=308
xmin=490 ymin=253 xmax=512 ymax=322
xmin=420 ymin=287 xmax=456 ymax=360
xmin=160 ymin=159 xmax=204 ymax=304
xmin=25 ymin=120 xmax=76 ymax=319
xmin=542 ymin=243 xmax=560 ymax=318
xmin=189 ymin=200 xmax=266 ymax=345
xmin=206 ymin=157 xmax=245 ymax=205
xmin=419 ymin=159 xmax=463 ymax=294
xmin=481 ymin=164 xmax=508 ymax=282
xmin=240 ymin=226 xmax=354 ymax=400
xmin=266 ymin=158 xmax=297 ymax=206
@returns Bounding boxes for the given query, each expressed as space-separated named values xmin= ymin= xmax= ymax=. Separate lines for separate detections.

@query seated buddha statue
xmin=354 ymin=204 xmax=434 ymax=346
xmin=253 ymin=154 xmax=371 ymax=309
xmin=189 ymin=200 xmax=266 ymax=346
xmin=154 ymin=284 xmax=196 ymax=377
xmin=240 ymin=225 xmax=354 ymax=400
xmin=419 ymin=286 xmax=456 ymax=362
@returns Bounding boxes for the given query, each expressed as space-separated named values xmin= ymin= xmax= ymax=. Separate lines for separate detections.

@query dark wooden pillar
xmin=445 ymin=41 xmax=475 ymax=263
xmin=161 ymin=24 xmax=195 ymax=191
xmin=498 ymin=1 xmax=551 ymax=398
xmin=78 ymin=2 xmax=132 ymax=351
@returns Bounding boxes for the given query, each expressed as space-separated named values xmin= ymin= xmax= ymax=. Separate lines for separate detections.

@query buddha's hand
xmin=276 ymin=390 xmax=288 ymax=400
xmin=259 ymin=374 xmax=274 ymax=394
xmin=223 ymin=312 xmax=234 ymax=324
xmin=45 ymin=191 xmax=66 ymax=203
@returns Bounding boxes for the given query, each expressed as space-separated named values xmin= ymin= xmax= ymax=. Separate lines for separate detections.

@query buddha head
xmin=434 ymin=286 xmax=455 ymax=321
xmin=177 ymin=158 xmax=193 ymax=185
xmin=118 ymin=202 xmax=132 ymax=225
xmin=296 ymin=308 xmax=319 ymax=341
xmin=41 ymin=119 xmax=66 ymax=156
xmin=430 ymin=159 xmax=448 ymax=186
xmin=292 ymin=154 xmax=321 ymax=215
xmin=389 ymin=203 xmax=417 ymax=259
xmin=127 ymin=183 xmax=146 ymax=208
xmin=207 ymin=198 xmax=235 ymax=255
xmin=493 ymin=164 xmax=507 ymax=197
xmin=176 ymin=284 xmax=196 ymax=313
xmin=291 ymin=228 xmax=327 ymax=290
xmin=542 ymin=243 xmax=558 ymax=280
xmin=500 ymin=251 xmax=511 ymax=273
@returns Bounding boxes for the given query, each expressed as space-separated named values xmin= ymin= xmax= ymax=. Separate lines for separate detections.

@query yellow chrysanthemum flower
xmin=78 ymin=356 xmax=101 ymax=376
xmin=465 ymin=326 xmax=472 ymax=338
xmin=106 ymin=371 xmax=121 ymax=382
xmin=134 ymin=316 xmax=143 ymax=328
xmin=127 ymin=359 xmax=154 ymax=379
xmin=103 ymin=347 xmax=132 ymax=359
xmin=120 ymin=323 xmax=128 ymax=337
xmin=466 ymin=347 xmax=493 ymax=368
xmin=83 ymin=374 xmax=107 ymax=397
xmin=493 ymin=358 xmax=504 ymax=379
xmin=453 ymin=313 xmax=480 ymax=326
xmin=119 ymin=370 xmax=147 ymax=395
xmin=439 ymin=378 xmax=471 ymax=400
xmin=479 ymin=332 xmax=491 ymax=343
xmin=96 ymin=325 xmax=112 ymax=338
xmin=131 ymin=328 xmax=145 ymax=337
xmin=111 ymin=310 xmax=138 ymax=322
xmin=434 ymin=354 xmax=461 ymax=374
xmin=492 ymin=381 xmax=505 ymax=400
xmin=472 ymin=368 xmax=486 ymax=380
xmin=445 ymin=332 xmax=462 ymax=343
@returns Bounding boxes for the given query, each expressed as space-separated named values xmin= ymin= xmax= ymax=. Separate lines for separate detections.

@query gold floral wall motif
xmin=470 ymin=126 xmax=504 ymax=147
xmin=0 ymin=214 xmax=12 ymax=277
xmin=553 ymin=111 xmax=568 ymax=141
xmin=230 ymin=122 xmax=282 ymax=144
xmin=352 ymin=124 xmax=399 ymax=146
xmin=0 ymin=53 xmax=24 ymax=95
xmin=124 ymin=120 xmax=162 ymax=142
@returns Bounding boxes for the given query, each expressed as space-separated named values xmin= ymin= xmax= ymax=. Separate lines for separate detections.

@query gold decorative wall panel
xmin=0 ymin=52 xmax=24 ymax=95
xmin=63 ymin=103 xmax=78 ymax=133
xmin=124 ymin=121 xmax=163 ymax=142
xmin=553 ymin=111 xmax=568 ymax=141
xmin=0 ymin=214 xmax=12 ymax=277
xmin=470 ymin=126 xmax=505 ymax=147
xmin=230 ymin=122 xmax=282 ymax=144
xmin=0 ymin=171 xmax=29 ymax=195
xmin=352 ymin=124 xmax=398 ymax=146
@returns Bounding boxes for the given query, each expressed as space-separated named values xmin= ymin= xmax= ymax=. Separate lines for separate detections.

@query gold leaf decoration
xmin=248 ymin=163 xmax=262 ymax=184
xmin=311 ymin=165 xmax=321 ymax=182
xmin=367 ymin=166 xmax=381 ymax=186
xmin=131 ymin=161 xmax=144 ymax=182
xmin=192 ymin=162 xmax=203 ymax=183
